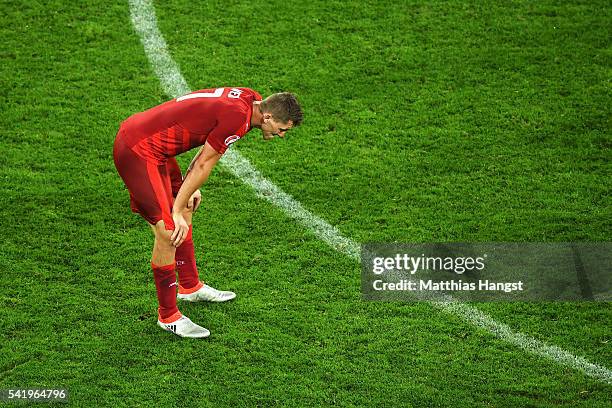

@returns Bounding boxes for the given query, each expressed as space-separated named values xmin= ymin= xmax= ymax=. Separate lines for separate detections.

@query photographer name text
xmin=372 ymin=279 xmax=524 ymax=293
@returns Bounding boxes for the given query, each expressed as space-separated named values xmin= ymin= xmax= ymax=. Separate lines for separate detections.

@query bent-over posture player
xmin=113 ymin=87 xmax=303 ymax=338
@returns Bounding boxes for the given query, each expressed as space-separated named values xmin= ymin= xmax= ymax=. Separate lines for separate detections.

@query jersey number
xmin=176 ymin=88 xmax=224 ymax=102
xmin=176 ymin=88 xmax=243 ymax=102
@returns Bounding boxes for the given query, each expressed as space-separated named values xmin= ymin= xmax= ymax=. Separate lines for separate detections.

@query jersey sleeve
xmin=206 ymin=108 xmax=248 ymax=154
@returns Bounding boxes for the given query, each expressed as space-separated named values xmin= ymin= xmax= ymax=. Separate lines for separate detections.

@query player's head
xmin=259 ymin=92 xmax=303 ymax=140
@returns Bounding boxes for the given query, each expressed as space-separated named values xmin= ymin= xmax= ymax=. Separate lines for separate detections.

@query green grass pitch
xmin=0 ymin=0 xmax=610 ymax=406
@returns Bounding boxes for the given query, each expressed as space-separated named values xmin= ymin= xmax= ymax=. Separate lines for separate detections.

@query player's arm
xmin=170 ymin=142 xmax=221 ymax=247
xmin=181 ymin=148 xmax=206 ymax=213
xmin=185 ymin=148 xmax=204 ymax=177
xmin=171 ymin=108 xmax=245 ymax=246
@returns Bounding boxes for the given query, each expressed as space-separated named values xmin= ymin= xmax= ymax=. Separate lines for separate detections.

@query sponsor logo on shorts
xmin=224 ymin=135 xmax=240 ymax=146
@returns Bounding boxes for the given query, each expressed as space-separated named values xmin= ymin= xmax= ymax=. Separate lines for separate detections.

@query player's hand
xmin=188 ymin=189 xmax=202 ymax=212
xmin=170 ymin=212 xmax=189 ymax=247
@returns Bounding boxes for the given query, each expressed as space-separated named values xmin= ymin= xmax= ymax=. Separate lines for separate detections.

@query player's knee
xmin=151 ymin=221 xmax=174 ymax=245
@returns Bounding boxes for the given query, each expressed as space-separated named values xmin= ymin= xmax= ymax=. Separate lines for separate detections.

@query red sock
xmin=152 ymin=263 xmax=181 ymax=322
xmin=175 ymin=225 xmax=203 ymax=294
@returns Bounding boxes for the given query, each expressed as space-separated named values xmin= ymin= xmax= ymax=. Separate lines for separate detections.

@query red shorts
xmin=113 ymin=130 xmax=182 ymax=230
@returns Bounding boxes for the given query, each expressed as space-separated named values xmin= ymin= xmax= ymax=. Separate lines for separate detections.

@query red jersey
xmin=119 ymin=87 xmax=262 ymax=163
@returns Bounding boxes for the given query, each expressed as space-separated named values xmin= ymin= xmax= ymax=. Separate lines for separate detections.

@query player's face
xmin=262 ymin=114 xmax=293 ymax=140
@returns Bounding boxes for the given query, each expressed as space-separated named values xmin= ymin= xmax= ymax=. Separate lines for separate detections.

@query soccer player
xmin=113 ymin=87 xmax=303 ymax=338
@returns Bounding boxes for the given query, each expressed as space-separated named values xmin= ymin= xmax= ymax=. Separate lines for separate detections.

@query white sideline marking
xmin=128 ymin=0 xmax=612 ymax=385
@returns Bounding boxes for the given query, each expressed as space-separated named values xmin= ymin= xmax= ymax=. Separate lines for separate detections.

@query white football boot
xmin=157 ymin=315 xmax=210 ymax=338
xmin=178 ymin=284 xmax=236 ymax=303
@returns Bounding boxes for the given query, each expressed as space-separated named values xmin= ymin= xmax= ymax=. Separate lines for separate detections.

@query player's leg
xmin=167 ymin=158 xmax=202 ymax=292
xmin=114 ymin=145 xmax=208 ymax=338
xmin=167 ymin=158 xmax=236 ymax=303
xmin=144 ymin=163 xmax=210 ymax=338
xmin=150 ymin=220 xmax=209 ymax=338
xmin=150 ymin=220 xmax=180 ymax=322
xmin=175 ymin=213 xmax=236 ymax=303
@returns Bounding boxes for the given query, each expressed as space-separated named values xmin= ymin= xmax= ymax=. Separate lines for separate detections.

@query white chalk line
xmin=128 ymin=0 xmax=611 ymax=385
